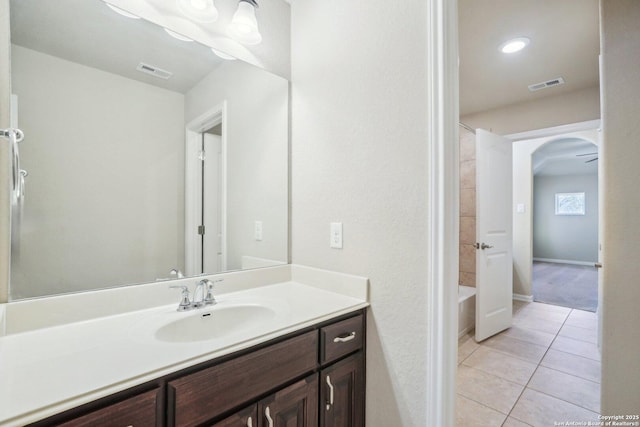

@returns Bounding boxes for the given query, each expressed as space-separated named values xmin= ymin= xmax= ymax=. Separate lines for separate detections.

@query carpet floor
xmin=532 ymin=261 xmax=598 ymax=312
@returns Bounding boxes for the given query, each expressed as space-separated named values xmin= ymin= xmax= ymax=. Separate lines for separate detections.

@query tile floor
xmin=456 ymin=300 xmax=601 ymax=426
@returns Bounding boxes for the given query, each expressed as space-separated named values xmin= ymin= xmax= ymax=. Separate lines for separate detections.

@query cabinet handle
xmin=326 ymin=375 xmax=334 ymax=411
xmin=265 ymin=406 xmax=274 ymax=427
xmin=333 ymin=332 xmax=356 ymax=343
xmin=247 ymin=416 xmax=253 ymax=427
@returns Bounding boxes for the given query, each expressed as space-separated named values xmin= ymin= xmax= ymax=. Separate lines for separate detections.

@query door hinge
xmin=198 ymin=225 xmax=205 ymax=235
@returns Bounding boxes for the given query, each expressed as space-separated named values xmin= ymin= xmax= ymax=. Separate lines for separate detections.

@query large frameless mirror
xmin=9 ymin=0 xmax=289 ymax=299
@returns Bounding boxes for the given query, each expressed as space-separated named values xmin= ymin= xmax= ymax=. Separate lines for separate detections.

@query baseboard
xmin=533 ymin=257 xmax=596 ymax=267
xmin=513 ymin=293 xmax=534 ymax=302
xmin=458 ymin=326 xmax=474 ymax=339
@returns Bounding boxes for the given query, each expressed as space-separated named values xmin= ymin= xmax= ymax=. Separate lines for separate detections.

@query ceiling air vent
xmin=528 ymin=77 xmax=565 ymax=92
xmin=136 ymin=62 xmax=172 ymax=80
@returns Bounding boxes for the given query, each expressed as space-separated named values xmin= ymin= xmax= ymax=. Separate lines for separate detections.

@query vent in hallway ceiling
xmin=136 ymin=62 xmax=173 ymax=80
xmin=528 ymin=77 xmax=565 ymax=92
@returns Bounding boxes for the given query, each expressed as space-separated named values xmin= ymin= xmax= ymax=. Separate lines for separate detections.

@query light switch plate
xmin=330 ymin=222 xmax=343 ymax=249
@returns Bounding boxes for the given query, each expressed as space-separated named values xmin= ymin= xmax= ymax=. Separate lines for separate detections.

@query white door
xmin=203 ymin=133 xmax=223 ymax=273
xmin=475 ymin=129 xmax=513 ymax=342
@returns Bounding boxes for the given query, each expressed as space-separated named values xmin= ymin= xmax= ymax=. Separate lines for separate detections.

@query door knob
xmin=594 ymin=263 xmax=603 ymax=269
xmin=475 ymin=242 xmax=493 ymax=250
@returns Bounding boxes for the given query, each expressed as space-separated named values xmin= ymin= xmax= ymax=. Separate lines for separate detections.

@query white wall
xmin=600 ymin=0 xmax=640 ymax=414
xmin=10 ymin=45 xmax=185 ymax=298
xmin=533 ymin=174 xmax=598 ymax=262
xmin=462 ymin=86 xmax=600 ymax=136
xmin=291 ymin=1 xmax=429 ymax=425
xmin=185 ymin=60 xmax=288 ymax=271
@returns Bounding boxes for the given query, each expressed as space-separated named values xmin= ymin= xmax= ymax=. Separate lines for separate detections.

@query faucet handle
xmin=203 ymin=279 xmax=223 ymax=306
xmin=169 ymin=285 xmax=193 ymax=311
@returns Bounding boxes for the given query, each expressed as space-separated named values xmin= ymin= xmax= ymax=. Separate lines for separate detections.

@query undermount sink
xmin=154 ymin=304 xmax=277 ymax=343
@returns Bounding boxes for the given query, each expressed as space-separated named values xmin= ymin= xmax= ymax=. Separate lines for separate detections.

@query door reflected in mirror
xmin=9 ymin=0 xmax=288 ymax=300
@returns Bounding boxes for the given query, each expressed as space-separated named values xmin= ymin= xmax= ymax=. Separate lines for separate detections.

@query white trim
xmin=426 ymin=0 xmax=459 ymax=424
xmin=184 ymin=102 xmax=228 ymax=275
xmin=506 ymin=119 xmax=601 ymax=141
xmin=513 ymin=293 xmax=534 ymax=303
xmin=458 ymin=326 xmax=474 ymax=339
xmin=533 ymin=257 xmax=596 ymax=267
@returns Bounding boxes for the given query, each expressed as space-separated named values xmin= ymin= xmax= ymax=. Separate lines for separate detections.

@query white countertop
xmin=0 ymin=266 xmax=369 ymax=426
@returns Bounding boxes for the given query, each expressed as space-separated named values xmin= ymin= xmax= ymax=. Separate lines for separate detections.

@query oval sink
xmin=154 ymin=304 xmax=276 ymax=343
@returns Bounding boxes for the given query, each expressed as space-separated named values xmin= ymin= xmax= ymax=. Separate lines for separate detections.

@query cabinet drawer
xmin=320 ymin=315 xmax=363 ymax=364
xmin=57 ymin=388 xmax=159 ymax=427
xmin=169 ymin=331 xmax=318 ymax=427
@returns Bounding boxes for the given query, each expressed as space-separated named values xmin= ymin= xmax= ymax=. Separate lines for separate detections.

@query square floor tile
xmin=502 ymin=325 xmax=556 ymax=348
xmin=482 ymin=334 xmax=549 ymax=364
xmin=541 ymin=349 xmax=601 ymax=383
xmin=457 ymin=365 xmax=524 ymax=414
xmin=463 ymin=346 xmax=537 ymax=386
xmin=456 ymin=394 xmax=506 ymax=427
xmin=559 ymin=324 xmax=598 ymax=344
xmin=528 ymin=366 xmax=600 ymax=412
xmin=551 ymin=336 xmax=601 ymax=361
xmin=510 ymin=389 xmax=599 ymax=427
xmin=514 ymin=308 xmax=569 ymax=324
xmin=502 ymin=417 xmax=533 ymax=427
xmin=458 ymin=332 xmax=480 ymax=364
xmin=513 ymin=315 xmax=564 ymax=335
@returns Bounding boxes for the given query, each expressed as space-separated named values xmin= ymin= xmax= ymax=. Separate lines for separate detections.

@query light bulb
xmin=176 ymin=0 xmax=218 ymax=23
xmin=212 ymin=48 xmax=237 ymax=60
xmin=105 ymin=3 xmax=140 ymax=19
xmin=227 ymin=1 xmax=262 ymax=45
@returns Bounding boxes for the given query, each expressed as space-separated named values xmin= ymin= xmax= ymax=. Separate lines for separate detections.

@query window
xmin=555 ymin=192 xmax=586 ymax=215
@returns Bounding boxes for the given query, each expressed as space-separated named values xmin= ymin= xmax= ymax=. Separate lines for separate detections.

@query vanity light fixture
xmin=176 ymin=0 xmax=219 ymax=23
xmin=499 ymin=37 xmax=530 ymax=54
xmin=227 ymin=0 xmax=262 ymax=45
xmin=105 ymin=3 xmax=141 ymax=19
xmin=212 ymin=48 xmax=237 ymax=60
xmin=164 ymin=28 xmax=194 ymax=42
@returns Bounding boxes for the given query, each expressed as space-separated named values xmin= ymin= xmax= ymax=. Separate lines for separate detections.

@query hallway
xmin=456 ymin=301 xmax=600 ymax=426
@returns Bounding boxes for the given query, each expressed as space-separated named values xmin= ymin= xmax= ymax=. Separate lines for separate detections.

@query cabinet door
xmin=211 ymin=405 xmax=257 ymax=427
xmin=57 ymin=388 xmax=159 ymax=427
xmin=258 ymin=375 xmax=318 ymax=427
xmin=320 ymin=353 xmax=364 ymax=427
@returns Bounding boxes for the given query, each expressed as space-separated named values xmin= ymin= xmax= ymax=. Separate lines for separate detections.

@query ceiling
xmin=533 ymin=138 xmax=598 ymax=176
xmin=10 ymin=0 xmax=225 ymax=94
xmin=459 ymin=0 xmax=600 ymax=116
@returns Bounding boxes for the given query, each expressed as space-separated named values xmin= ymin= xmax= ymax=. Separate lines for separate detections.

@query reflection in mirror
xmin=9 ymin=0 xmax=288 ymax=300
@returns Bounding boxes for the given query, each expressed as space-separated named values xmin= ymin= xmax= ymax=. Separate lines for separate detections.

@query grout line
xmin=503 ymin=307 xmax=573 ymax=421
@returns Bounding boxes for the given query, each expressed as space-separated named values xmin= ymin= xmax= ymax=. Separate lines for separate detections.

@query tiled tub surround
xmin=457 ymin=301 xmax=601 ymax=426
xmin=0 ymin=265 xmax=369 ymax=426
xmin=459 ymin=126 xmax=477 ymax=287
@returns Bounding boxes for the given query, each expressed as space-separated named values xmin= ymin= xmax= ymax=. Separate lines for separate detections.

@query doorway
xmin=531 ymin=137 xmax=599 ymax=312
xmin=185 ymin=102 xmax=227 ymax=276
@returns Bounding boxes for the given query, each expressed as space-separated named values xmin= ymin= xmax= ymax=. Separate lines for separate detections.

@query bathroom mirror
xmin=8 ymin=0 xmax=289 ymax=299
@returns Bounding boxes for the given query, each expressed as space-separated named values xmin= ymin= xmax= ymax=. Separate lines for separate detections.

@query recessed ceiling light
xmin=105 ymin=3 xmax=140 ymax=19
xmin=164 ymin=28 xmax=194 ymax=42
xmin=499 ymin=37 xmax=530 ymax=54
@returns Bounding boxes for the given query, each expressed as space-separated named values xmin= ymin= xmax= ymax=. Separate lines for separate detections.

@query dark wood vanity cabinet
xmin=320 ymin=353 xmax=365 ymax=427
xmin=31 ymin=309 xmax=366 ymax=427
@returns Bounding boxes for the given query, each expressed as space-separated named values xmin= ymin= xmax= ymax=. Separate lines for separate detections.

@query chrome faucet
xmin=169 ymin=279 xmax=223 ymax=312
